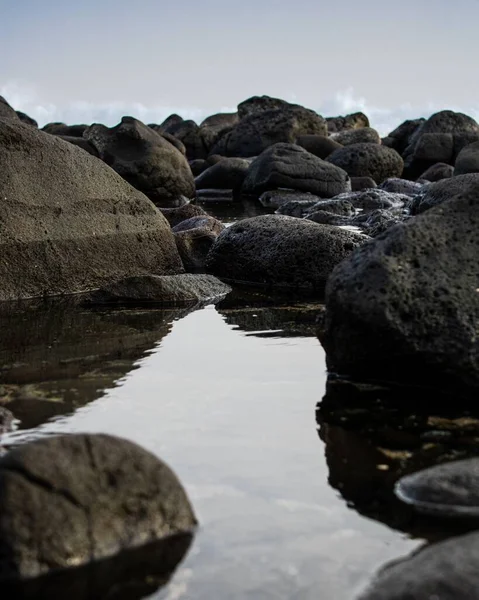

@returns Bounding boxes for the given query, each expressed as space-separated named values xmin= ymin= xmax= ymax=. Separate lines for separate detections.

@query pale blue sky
xmin=1 ymin=0 xmax=478 ymax=132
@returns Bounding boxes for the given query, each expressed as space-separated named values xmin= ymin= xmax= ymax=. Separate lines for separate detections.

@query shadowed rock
xmin=410 ymin=173 xmax=479 ymax=214
xmin=331 ymin=127 xmax=381 ymax=146
xmin=295 ymin=134 xmax=342 ymax=159
xmin=327 ymin=143 xmax=404 ymax=184
xmin=419 ymin=162 xmax=454 ymax=182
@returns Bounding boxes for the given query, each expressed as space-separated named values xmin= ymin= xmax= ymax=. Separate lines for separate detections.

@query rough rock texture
xmin=379 ymin=178 xmax=424 ymax=196
xmin=200 ymin=112 xmax=239 ymax=128
xmin=91 ymin=274 xmax=230 ymax=305
xmin=189 ymin=159 xmax=209 ymax=176
xmin=395 ymin=458 xmax=479 ymax=516
xmin=334 ymin=189 xmax=408 ymax=211
xmin=454 ymin=141 xmax=479 ymax=175
xmin=15 ymin=111 xmax=37 ymax=127
xmin=242 ymin=143 xmax=351 ymax=198
xmin=307 ymin=199 xmax=356 ymax=216
xmin=0 ymin=433 xmax=196 ymax=580
xmin=319 ymin=180 xmax=479 ymax=395
xmin=0 ymin=96 xmax=20 ymax=121
xmin=159 ymin=131 xmax=187 ymax=155
xmin=410 ymin=173 xmax=479 ymax=214
xmin=84 ymin=117 xmax=195 ymax=207
xmin=58 ymin=135 xmax=99 ymax=156
xmin=419 ymin=162 xmax=454 ymax=182
xmin=195 ymin=158 xmax=250 ymax=191
xmin=43 ymin=122 xmax=87 ymax=137
xmin=276 ymin=199 xmax=324 ymax=217
xmin=258 ymin=190 xmax=320 ymax=210
xmin=295 ymin=134 xmax=342 ymax=159
xmin=206 ymin=214 xmax=365 ymax=291
xmin=160 ymin=204 xmax=208 ymax=228
xmin=351 ymin=176 xmax=377 ymax=191
xmin=327 ymin=143 xmax=404 ymax=184
xmin=326 ymin=112 xmax=369 ymax=133
xmin=211 ymin=101 xmax=328 ymax=158
xmin=237 ymin=95 xmax=293 ymax=118
xmin=172 ymin=215 xmax=224 ymax=235
xmin=0 ymin=118 xmax=183 ymax=301
xmin=359 ymin=531 xmax=479 ymax=600
xmin=175 ymin=229 xmax=220 ymax=272
xmin=331 ymin=127 xmax=381 ymax=146
xmin=385 ymin=118 xmax=425 ymax=154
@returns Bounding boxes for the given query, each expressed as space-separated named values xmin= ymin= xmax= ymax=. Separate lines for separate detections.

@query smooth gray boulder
xmin=359 ymin=531 xmax=479 ymax=600
xmin=327 ymin=143 xmax=404 ymax=184
xmin=0 ymin=434 xmax=196 ymax=580
xmin=242 ymin=143 xmax=351 ymax=198
xmin=84 ymin=117 xmax=195 ymax=207
xmin=206 ymin=214 xmax=365 ymax=291
xmin=0 ymin=118 xmax=183 ymax=301
xmin=319 ymin=178 xmax=479 ymax=396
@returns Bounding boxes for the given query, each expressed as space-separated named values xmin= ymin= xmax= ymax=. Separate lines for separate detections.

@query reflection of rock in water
xmin=0 ymin=299 xmax=191 ymax=430
xmin=4 ymin=532 xmax=193 ymax=600
xmin=317 ymin=378 xmax=479 ymax=540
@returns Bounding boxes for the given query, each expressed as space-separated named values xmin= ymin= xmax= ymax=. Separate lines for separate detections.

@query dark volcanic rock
xmin=171 ymin=215 xmax=224 ymax=235
xmin=351 ymin=176 xmax=377 ymax=191
xmin=43 ymin=122 xmax=87 ymax=137
xmin=160 ymin=131 xmax=187 ymax=155
xmin=212 ymin=100 xmax=328 ymax=158
xmin=0 ymin=433 xmax=196 ymax=580
xmin=237 ymin=95 xmax=293 ymax=118
xmin=332 ymin=127 xmax=381 ymax=146
xmin=91 ymin=274 xmax=230 ymax=305
xmin=58 ymin=135 xmax=99 ymax=156
xmin=335 ymin=189 xmax=408 ymax=211
xmin=84 ymin=117 xmax=195 ymax=207
xmin=307 ymin=198 xmax=356 ymax=216
xmin=0 ymin=118 xmax=183 ymax=301
xmin=276 ymin=198 xmax=324 ymax=217
xmin=395 ymin=458 xmax=479 ymax=517
xmin=189 ymin=159 xmax=209 ymax=176
xmin=319 ymin=179 xmax=479 ymax=396
xmin=327 ymin=143 xmax=404 ymax=184
xmin=386 ymin=118 xmax=425 ymax=154
xmin=379 ymin=177 xmax=424 ymax=196
xmin=160 ymin=203 xmax=208 ymax=228
xmin=175 ymin=229 xmax=220 ymax=272
xmin=306 ymin=211 xmax=352 ymax=226
xmin=157 ymin=114 xmax=184 ymax=132
xmin=200 ymin=112 xmax=239 ymax=128
xmin=15 ymin=111 xmax=37 ymax=127
xmin=410 ymin=173 xmax=479 ymax=214
xmin=419 ymin=162 xmax=454 ymax=182
xmin=359 ymin=531 xmax=479 ymax=600
xmin=454 ymin=141 xmax=479 ymax=175
xmin=258 ymin=189 xmax=320 ymax=210
xmin=242 ymin=143 xmax=351 ymax=198
xmin=353 ymin=208 xmax=408 ymax=237
xmin=295 ymin=134 xmax=342 ymax=159
xmin=0 ymin=96 xmax=20 ymax=121
xmin=206 ymin=214 xmax=365 ymax=291
xmin=195 ymin=157 xmax=250 ymax=191
xmin=326 ymin=112 xmax=369 ymax=133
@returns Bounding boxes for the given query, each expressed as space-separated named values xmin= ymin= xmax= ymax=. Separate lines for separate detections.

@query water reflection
xmin=0 ymin=299 xmax=191 ymax=431
xmin=317 ymin=377 xmax=479 ymax=541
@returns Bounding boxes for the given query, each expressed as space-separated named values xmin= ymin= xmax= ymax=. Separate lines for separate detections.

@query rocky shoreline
xmin=2 ymin=92 xmax=479 ymax=598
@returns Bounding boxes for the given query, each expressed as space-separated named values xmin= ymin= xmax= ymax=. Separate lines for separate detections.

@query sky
xmin=1 ymin=0 xmax=478 ymax=134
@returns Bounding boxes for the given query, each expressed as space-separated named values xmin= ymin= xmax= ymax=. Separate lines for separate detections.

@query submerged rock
xmin=0 ymin=118 xmax=183 ymax=301
xmin=359 ymin=531 xmax=479 ymax=600
xmin=89 ymin=274 xmax=231 ymax=306
xmin=242 ymin=143 xmax=351 ymax=198
xmin=0 ymin=434 xmax=196 ymax=580
xmin=206 ymin=214 xmax=365 ymax=291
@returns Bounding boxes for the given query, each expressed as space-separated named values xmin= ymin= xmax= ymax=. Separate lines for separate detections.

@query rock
xmin=419 ymin=162 xmax=454 ymax=182
xmin=195 ymin=157 xmax=250 ymax=192
xmin=207 ymin=154 xmax=227 ymax=165
xmin=326 ymin=112 xmax=369 ymax=133
xmin=455 ymin=141 xmax=479 ymax=175
xmin=160 ymin=131 xmax=187 ymax=155
xmin=0 ymin=118 xmax=183 ymax=301
xmin=335 ymin=189 xmax=408 ymax=211
xmin=196 ymin=188 xmax=234 ymax=202
xmin=258 ymin=189 xmax=320 ymax=209
xmin=206 ymin=214 xmax=365 ymax=291
xmin=353 ymin=208 xmax=408 ymax=237
xmin=331 ymin=127 xmax=381 ymax=146
xmin=351 ymin=176 xmax=377 ymax=191
xmin=211 ymin=100 xmax=328 ymax=157
xmin=175 ymin=229 xmax=220 ymax=272
xmin=0 ymin=407 xmax=14 ymax=434
xmin=0 ymin=96 xmax=20 ymax=121
xmin=379 ymin=178 xmax=424 ymax=196
xmin=410 ymin=173 xmax=479 ymax=214
xmin=58 ymin=135 xmax=99 ymax=156
xmin=0 ymin=433 xmax=196 ymax=580
xmin=395 ymin=458 xmax=479 ymax=517
xmin=237 ymin=95 xmax=293 ymax=118
xmin=172 ymin=215 xmax=224 ymax=235
xmin=84 ymin=117 xmax=195 ymax=207
xmin=385 ymin=118 xmax=425 ymax=154
xmin=319 ymin=178 xmax=479 ymax=396
xmin=295 ymin=134 xmax=342 ymax=159
xmin=413 ymin=132 xmax=454 ymax=163
xmin=159 ymin=203 xmax=208 ymax=228
xmin=359 ymin=531 xmax=479 ymax=600
xmin=276 ymin=199 xmax=324 ymax=217
xmin=453 ymin=131 xmax=479 ymax=158
xmin=15 ymin=111 xmax=37 ymax=127
xmin=189 ymin=159 xmax=209 ymax=176
xmin=91 ymin=274 xmax=231 ymax=305
xmin=157 ymin=114 xmax=184 ymax=132
xmin=327 ymin=143 xmax=404 ymax=184
xmin=242 ymin=143 xmax=351 ymax=198
xmin=308 ymin=198 xmax=356 ymax=216
xmin=306 ymin=211 xmax=352 ymax=226
xmin=165 ymin=120 xmax=207 ymax=160
xmin=42 ymin=122 xmax=87 ymax=137
xmin=200 ymin=112 xmax=239 ymax=128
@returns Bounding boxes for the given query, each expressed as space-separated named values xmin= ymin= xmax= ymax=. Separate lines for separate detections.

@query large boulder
xmin=195 ymin=157 xmax=250 ymax=192
xmin=43 ymin=122 xmax=87 ymax=137
xmin=84 ymin=117 xmax=195 ymax=207
xmin=295 ymin=134 xmax=342 ymax=159
xmin=385 ymin=118 xmax=425 ymax=154
xmin=331 ymin=127 xmax=381 ymax=146
xmin=0 ymin=96 xmax=20 ymax=121
xmin=326 ymin=112 xmax=369 ymax=133
xmin=58 ymin=135 xmax=99 ymax=156
xmin=15 ymin=110 xmax=37 ymax=127
xmin=327 ymin=143 xmax=404 ymax=184
xmin=319 ymin=179 xmax=479 ymax=396
xmin=410 ymin=173 xmax=479 ymax=214
xmin=211 ymin=99 xmax=328 ymax=157
xmin=454 ymin=141 xmax=479 ymax=175
xmin=0 ymin=433 xmax=196 ymax=580
xmin=359 ymin=531 xmax=479 ymax=600
xmin=241 ymin=143 xmax=351 ymax=198
xmin=237 ymin=95 xmax=293 ymax=118
xmin=206 ymin=214 xmax=365 ymax=291
xmin=419 ymin=162 xmax=454 ymax=182
xmin=0 ymin=118 xmax=183 ymax=301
